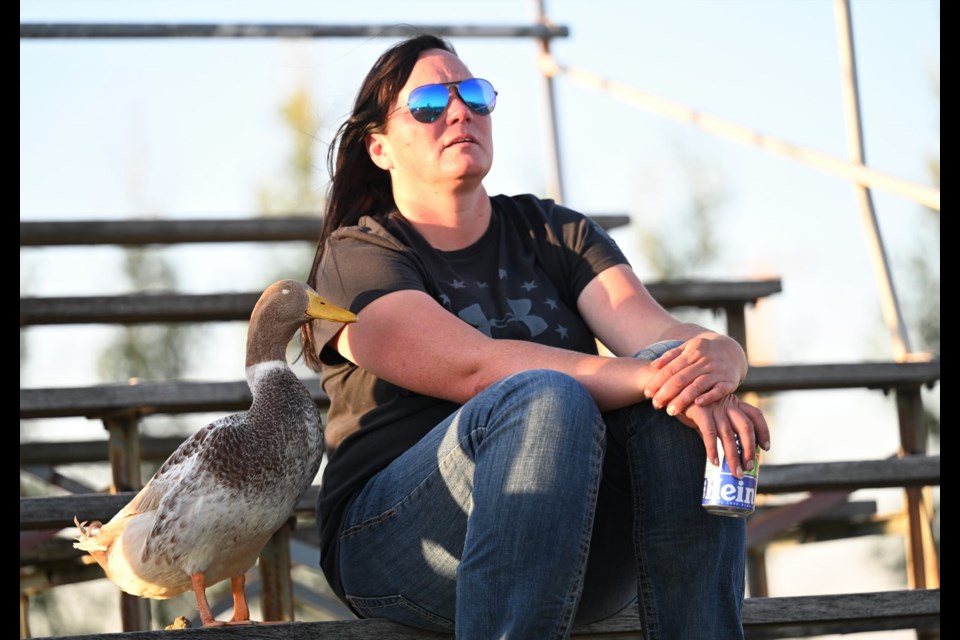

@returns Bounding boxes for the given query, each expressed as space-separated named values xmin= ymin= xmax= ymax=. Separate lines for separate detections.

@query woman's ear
xmin=366 ymin=133 xmax=393 ymax=171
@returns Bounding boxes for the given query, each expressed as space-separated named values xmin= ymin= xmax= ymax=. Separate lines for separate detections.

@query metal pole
xmin=536 ymin=0 xmax=566 ymax=204
xmin=537 ymin=57 xmax=940 ymax=212
xmin=834 ymin=0 xmax=913 ymax=361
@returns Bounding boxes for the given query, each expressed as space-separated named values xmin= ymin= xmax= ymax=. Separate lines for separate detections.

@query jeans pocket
xmin=345 ymin=593 xmax=456 ymax=633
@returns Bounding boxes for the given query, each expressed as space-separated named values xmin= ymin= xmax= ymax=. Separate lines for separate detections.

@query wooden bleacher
xmin=20 ymin=216 xmax=940 ymax=638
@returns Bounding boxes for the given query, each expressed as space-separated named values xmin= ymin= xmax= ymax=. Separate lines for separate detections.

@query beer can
xmin=702 ymin=435 xmax=759 ymax=517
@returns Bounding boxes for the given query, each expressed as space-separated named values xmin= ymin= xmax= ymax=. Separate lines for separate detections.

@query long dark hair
xmin=301 ymin=34 xmax=457 ymax=369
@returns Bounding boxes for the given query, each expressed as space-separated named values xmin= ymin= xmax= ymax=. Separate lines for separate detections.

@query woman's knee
xmin=479 ymin=369 xmax=605 ymax=479
xmin=497 ymin=369 xmax=595 ymax=413
xmin=495 ymin=370 xmax=601 ymax=436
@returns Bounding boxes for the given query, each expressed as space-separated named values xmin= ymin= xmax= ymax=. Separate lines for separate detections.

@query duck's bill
xmin=305 ymin=291 xmax=357 ymax=324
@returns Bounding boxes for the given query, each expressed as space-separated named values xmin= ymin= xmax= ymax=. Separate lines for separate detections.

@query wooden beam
xmin=21 ymin=456 xmax=938 ymax=530
xmin=30 ymin=589 xmax=939 ymax=639
xmin=21 ymin=487 xmax=321 ymax=531
xmin=20 ymin=218 xmax=323 ymax=246
xmin=20 ymin=23 xmax=570 ymax=40
xmin=20 ymin=380 xmax=297 ymax=419
xmin=20 ymin=213 xmax=623 ymax=247
xmin=20 ymin=361 xmax=938 ymax=420
xmin=742 ymin=361 xmax=940 ymax=392
xmin=19 ymin=277 xmax=776 ymax=325
xmin=20 ymin=437 xmax=185 ymax=464
xmin=760 ymin=455 xmax=939 ymax=493
xmin=741 ymin=589 xmax=939 ymax=639
xmin=748 ymin=491 xmax=853 ymax=546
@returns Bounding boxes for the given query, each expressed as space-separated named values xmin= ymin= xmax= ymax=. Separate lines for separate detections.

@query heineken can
xmin=702 ymin=435 xmax=759 ymax=517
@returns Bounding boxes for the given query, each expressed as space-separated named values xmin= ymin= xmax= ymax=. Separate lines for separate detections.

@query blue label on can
xmin=702 ymin=438 xmax=759 ymax=516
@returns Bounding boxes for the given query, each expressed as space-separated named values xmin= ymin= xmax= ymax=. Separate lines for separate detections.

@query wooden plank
xmin=759 ymin=455 xmax=939 ymax=494
xmin=25 ymin=501 xmax=887 ymax=569
xmin=643 ymin=279 xmax=781 ymax=308
xmin=21 ymin=487 xmax=320 ymax=530
xmin=20 ymin=437 xmax=185 ymax=464
xmin=20 ymin=23 xmax=570 ymax=40
xmin=20 ymin=537 xmax=84 ymax=566
xmin=21 ymin=456 xmax=938 ymax=530
xmin=754 ymin=499 xmax=878 ymax=522
xmin=742 ymin=589 xmax=939 ymax=639
xmin=21 ymin=562 xmax=106 ymax=592
xmin=748 ymin=491 xmax=853 ymax=546
xmin=26 ymin=590 xmax=939 ymax=639
xmin=742 ymin=361 xmax=940 ymax=392
xmin=20 ymin=380 xmax=317 ymax=419
xmin=19 ymin=277 xmax=776 ymax=325
xmin=20 ymin=218 xmax=320 ymax=246
xmin=20 ymin=213 xmax=623 ymax=247
xmin=20 ymin=293 xmax=261 ymax=325
xmin=20 ymin=362 xmax=937 ymax=420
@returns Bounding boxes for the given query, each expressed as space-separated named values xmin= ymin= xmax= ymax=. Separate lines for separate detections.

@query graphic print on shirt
xmin=458 ymin=299 xmax=549 ymax=338
xmin=437 ymin=261 xmax=571 ymax=342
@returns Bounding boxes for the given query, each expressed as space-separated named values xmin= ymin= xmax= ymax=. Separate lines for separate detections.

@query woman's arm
xmin=333 ymin=288 xmax=660 ymax=411
xmin=577 ymin=264 xmax=748 ymax=415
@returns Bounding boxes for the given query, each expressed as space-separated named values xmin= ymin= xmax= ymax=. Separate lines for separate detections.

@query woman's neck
xmin=393 ymin=184 xmax=491 ymax=251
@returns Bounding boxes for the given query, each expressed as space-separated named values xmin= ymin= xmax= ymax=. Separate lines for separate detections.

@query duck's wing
xmin=76 ymin=417 xmax=229 ymax=552
xmin=114 ymin=416 xmax=231 ymax=522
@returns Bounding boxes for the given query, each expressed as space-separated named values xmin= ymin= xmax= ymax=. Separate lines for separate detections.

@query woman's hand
xmin=643 ymin=334 xmax=747 ymax=418
xmin=673 ymin=394 xmax=770 ymax=478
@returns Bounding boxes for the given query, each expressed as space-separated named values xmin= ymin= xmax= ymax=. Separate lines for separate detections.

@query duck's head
xmin=255 ymin=280 xmax=356 ymax=323
xmin=247 ymin=280 xmax=356 ymax=366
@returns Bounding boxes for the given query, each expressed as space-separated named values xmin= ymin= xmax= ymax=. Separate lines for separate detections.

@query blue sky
xmin=19 ymin=1 xmax=940 ymax=630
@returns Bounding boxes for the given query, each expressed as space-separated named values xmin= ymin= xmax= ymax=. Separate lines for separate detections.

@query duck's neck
xmin=245 ymin=360 xmax=290 ymax=392
xmin=244 ymin=310 xmax=297 ymax=390
xmin=245 ymin=308 xmax=298 ymax=367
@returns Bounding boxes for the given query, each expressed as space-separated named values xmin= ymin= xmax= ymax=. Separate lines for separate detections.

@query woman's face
xmin=366 ymin=49 xmax=494 ymax=193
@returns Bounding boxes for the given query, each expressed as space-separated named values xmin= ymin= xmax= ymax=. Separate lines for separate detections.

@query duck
xmin=73 ymin=279 xmax=356 ymax=626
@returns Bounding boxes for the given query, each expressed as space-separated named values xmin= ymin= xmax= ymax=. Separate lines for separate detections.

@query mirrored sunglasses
xmin=396 ymin=78 xmax=498 ymax=123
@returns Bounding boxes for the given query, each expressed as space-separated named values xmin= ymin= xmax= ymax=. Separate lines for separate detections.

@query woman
xmin=302 ymin=34 xmax=769 ymax=640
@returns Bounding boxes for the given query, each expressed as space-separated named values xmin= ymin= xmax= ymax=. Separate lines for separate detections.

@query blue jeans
xmin=338 ymin=347 xmax=745 ymax=639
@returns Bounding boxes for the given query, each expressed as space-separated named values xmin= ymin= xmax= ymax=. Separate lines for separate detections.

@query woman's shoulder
xmin=328 ymin=213 xmax=410 ymax=253
xmin=492 ymin=193 xmax=588 ymax=222
xmin=491 ymin=194 xmax=593 ymax=239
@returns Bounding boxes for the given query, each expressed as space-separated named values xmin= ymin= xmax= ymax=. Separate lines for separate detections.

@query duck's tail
xmin=73 ymin=516 xmax=109 ymax=552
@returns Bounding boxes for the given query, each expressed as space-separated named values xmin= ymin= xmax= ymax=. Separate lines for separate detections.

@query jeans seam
xmin=628 ymin=428 xmax=661 ymax=640
xmin=551 ymin=412 xmax=606 ymax=640
xmin=341 ymin=508 xmax=398 ymax=539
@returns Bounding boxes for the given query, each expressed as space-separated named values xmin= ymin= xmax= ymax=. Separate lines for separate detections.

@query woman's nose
xmin=445 ymin=88 xmax=472 ymax=123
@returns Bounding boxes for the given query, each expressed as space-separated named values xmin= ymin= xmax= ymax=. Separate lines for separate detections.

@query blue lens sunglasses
xmin=394 ymin=78 xmax=498 ymax=123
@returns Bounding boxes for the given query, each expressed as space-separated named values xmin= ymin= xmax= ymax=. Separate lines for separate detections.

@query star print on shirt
xmin=555 ymin=324 xmax=569 ymax=339
xmin=521 ymin=280 xmax=538 ymax=292
xmin=499 ymin=269 xmax=507 ymax=280
xmin=545 ymin=298 xmax=558 ymax=310
xmin=475 ymin=281 xmax=489 ymax=289
xmin=439 ymin=293 xmax=451 ymax=307
xmin=451 ymin=280 xmax=467 ymax=289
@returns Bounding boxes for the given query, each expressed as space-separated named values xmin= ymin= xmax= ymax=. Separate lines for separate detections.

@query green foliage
xmin=257 ymin=84 xmax=325 ymax=218
xmin=639 ymin=148 xmax=724 ymax=280
xmin=257 ymin=82 xmax=326 ymax=289
xmin=97 ymin=249 xmax=192 ymax=382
